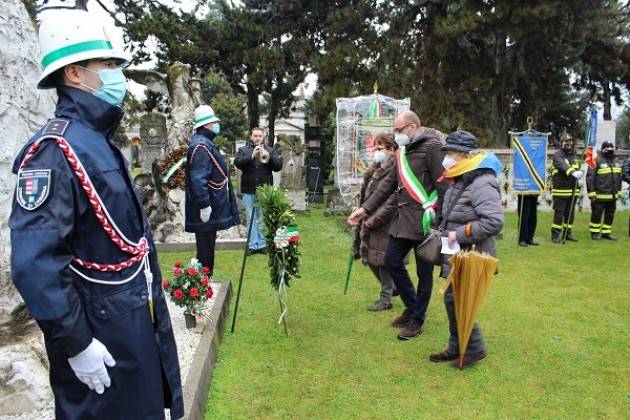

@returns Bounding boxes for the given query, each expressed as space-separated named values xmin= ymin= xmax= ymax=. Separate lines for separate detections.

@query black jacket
xmin=551 ymin=148 xmax=581 ymax=197
xmin=623 ymin=158 xmax=630 ymax=184
xmin=586 ymin=155 xmax=623 ymax=201
xmin=233 ymin=142 xmax=283 ymax=194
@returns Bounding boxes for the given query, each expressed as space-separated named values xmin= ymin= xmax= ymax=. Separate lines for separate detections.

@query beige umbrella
xmin=445 ymin=249 xmax=498 ymax=368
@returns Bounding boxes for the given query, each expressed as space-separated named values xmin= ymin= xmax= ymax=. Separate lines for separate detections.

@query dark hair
xmin=49 ymin=59 xmax=91 ymax=87
xmin=250 ymin=127 xmax=265 ymax=135
xmin=374 ymin=133 xmax=397 ymax=150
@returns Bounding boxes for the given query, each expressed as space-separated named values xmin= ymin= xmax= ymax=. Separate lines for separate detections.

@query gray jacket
xmin=440 ymin=169 xmax=504 ymax=277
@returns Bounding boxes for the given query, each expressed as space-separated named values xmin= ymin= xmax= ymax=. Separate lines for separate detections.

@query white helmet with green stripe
xmin=37 ymin=10 xmax=129 ymax=89
xmin=193 ymin=105 xmax=220 ymax=129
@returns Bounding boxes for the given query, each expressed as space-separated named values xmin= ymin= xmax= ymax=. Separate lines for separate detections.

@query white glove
xmin=67 ymin=338 xmax=116 ymax=394
xmin=572 ymin=170 xmax=583 ymax=179
xmin=200 ymin=206 xmax=212 ymax=223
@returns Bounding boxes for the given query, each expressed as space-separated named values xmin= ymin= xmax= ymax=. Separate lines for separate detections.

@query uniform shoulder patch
xmin=17 ymin=169 xmax=52 ymax=211
xmin=42 ymin=119 xmax=69 ymax=136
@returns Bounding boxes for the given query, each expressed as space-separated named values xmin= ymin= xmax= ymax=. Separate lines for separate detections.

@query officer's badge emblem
xmin=17 ymin=170 xmax=52 ymax=211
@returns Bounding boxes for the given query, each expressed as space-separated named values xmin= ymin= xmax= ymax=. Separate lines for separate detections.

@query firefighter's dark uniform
xmin=550 ymin=148 xmax=581 ymax=241
xmin=587 ymin=154 xmax=623 ymax=239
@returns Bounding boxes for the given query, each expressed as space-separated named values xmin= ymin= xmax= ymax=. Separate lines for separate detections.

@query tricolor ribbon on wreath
xmin=273 ymin=226 xmax=300 ymax=248
xmin=397 ymin=146 xmax=438 ymax=234
xmin=272 ymin=226 xmax=300 ymax=324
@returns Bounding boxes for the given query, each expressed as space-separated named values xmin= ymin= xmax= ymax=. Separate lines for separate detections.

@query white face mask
xmin=442 ymin=155 xmax=458 ymax=169
xmin=373 ymin=150 xmax=387 ymax=164
xmin=394 ymin=133 xmax=410 ymax=146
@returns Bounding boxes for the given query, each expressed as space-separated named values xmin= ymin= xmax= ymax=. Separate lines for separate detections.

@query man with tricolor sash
xmin=348 ymin=111 xmax=447 ymax=340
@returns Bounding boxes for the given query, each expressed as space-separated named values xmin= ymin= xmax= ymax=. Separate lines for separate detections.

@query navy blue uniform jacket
xmin=9 ymin=87 xmax=183 ymax=420
xmin=184 ymin=127 xmax=239 ymax=232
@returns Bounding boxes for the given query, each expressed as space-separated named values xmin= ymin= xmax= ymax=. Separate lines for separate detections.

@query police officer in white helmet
xmin=9 ymin=9 xmax=183 ymax=419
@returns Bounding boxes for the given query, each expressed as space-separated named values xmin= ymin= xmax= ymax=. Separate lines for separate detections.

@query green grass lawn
xmin=159 ymin=209 xmax=630 ymax=419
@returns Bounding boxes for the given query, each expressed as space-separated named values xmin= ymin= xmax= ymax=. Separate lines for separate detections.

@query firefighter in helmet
xmin=550 ymin=132 xmax=583 ymax=243
xmin=586 ymin=141 xmax=623 ymax=240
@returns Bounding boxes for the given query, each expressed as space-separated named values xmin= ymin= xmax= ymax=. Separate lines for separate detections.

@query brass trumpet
xmin=256 ymin=146 xmax=270 ymax=164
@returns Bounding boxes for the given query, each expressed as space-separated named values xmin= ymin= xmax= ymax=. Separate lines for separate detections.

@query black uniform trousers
xmin=195 ymin=230 xmax=217 ymax=275
xmin=384 ymin=236 xmax=433 ymax=325
xmin=517 ymin=195 xmax=538 ymax=242
xmin=590 ymin=200 xmax=616 ymax=234
xmin=552 ymin=197 xmax=577 ymax=233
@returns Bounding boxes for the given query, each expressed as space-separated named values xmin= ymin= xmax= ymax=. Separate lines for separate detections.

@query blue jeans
xmin=242 ymin=193 xmax=266 ymax=250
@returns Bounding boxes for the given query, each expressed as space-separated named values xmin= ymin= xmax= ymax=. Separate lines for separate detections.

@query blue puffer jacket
xmin=184 ymin=127 xmax=240 ymax=232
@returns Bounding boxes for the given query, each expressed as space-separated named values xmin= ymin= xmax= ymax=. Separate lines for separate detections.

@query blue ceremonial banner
xmin=511 ymin=132 xmax=548 ymax=194
xmin=586 ymin=106 xmax=598 ymax=148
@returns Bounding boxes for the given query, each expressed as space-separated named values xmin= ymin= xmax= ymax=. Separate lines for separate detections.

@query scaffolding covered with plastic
xmin=335 ymin=93 xmax=410 ymax=206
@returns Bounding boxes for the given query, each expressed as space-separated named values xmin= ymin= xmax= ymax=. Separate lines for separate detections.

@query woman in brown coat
xmin=358 ymin=134 xmax=399 ymax=311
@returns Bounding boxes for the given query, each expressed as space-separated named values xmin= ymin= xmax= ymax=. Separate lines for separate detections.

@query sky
xmin=41 ymin=0 xmax=624 ymax=121
xmin=86 ymin=0 xmax=317 ymax=99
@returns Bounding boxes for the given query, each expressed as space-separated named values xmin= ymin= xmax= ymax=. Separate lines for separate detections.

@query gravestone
xmin=277 ymin=135 xmax=307 ymax=210
xmin=139 ymin=112 xmax=168 ymax=174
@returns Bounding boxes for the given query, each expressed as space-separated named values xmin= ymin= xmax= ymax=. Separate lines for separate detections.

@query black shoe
xmin=565 ymin=231 xmax=578 ymax=242
xmin=601 ymin=234 xmax=618 ymax=241
xmin=429 ymin=351 xmax=459 ymax=363
xmin=247 ymin=248 xmax=256 ymax=256
xmin=397 ymin=321 xmax=423 ymax=340
xmin=591 ymin=233 xmax=601 ymax=240
xmin=519 ymin=241 xmax=528 ymax=247
xmin=452 ymin=350 xmax=486 ymax=369
xmin=551 ymin=231 xmax=560 ymax=243
xmin=527 ymin=240 xmax=540 ymax=246
xmin=367 ymin=301 xmax=393 ymax=312
xmin=391 ymin=309 xmax=412 ymax=328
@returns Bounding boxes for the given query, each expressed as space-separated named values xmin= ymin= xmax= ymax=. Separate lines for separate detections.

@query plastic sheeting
xmin=335 ymin=93 xmax=410 ymax=206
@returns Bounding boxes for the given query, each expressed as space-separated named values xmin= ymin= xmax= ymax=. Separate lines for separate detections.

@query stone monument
xmin=277 ymin=134 xmax=307 ymax=211
xmin=0 ymin=1 xmax=57 ymax=414
xmin=128 ymin=63 xmax=246 ymax=242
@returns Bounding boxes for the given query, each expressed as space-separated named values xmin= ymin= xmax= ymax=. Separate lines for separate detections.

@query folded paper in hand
xmin=441 ymin=237 xmax=460 ymax=255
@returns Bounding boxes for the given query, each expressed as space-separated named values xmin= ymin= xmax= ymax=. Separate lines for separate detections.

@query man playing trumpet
xmin=234 ymin=127 xmax=284 ymax=254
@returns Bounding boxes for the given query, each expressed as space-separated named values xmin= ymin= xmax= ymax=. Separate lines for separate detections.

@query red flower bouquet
xmin=163 ymin=258 xmax=214 ymax=328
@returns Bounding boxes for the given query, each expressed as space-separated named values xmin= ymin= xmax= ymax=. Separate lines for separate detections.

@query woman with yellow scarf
xmin=429 ymin=131 xmax=504 ymax=369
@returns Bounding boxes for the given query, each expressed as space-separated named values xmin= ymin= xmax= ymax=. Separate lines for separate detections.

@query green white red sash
xmin=397 ymin=146 xmax=438 ymax=234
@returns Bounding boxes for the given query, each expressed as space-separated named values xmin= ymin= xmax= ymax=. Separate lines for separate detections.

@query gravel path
xmin=5 ymin=282 xmax=222 ymax=420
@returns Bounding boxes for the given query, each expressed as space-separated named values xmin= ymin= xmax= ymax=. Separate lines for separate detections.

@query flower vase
xmin=184 ymin=312 xmax=196 ymax=329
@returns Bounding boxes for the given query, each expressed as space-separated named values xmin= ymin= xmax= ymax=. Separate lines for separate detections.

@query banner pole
xmin=343 ymin=243 xmax=354 ymax=295
xmin=517 ymin=194 xmax=525 ymax=247
xmin=231 ymin=208 xmax=256 ymax=333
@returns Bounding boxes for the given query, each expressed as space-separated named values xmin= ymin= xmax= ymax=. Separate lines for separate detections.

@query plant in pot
xmin=162 ymin=258 xmax=214 ymax=329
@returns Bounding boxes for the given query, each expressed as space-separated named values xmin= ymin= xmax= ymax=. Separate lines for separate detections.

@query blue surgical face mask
xmin=211 ymin=122 xmax=221 ymax=135
xmin=80 ymin=67 xmax=127 ymax=107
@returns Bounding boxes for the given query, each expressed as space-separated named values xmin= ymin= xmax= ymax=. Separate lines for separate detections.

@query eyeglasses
xmin=393 ymin=123 xmax=411 ymax=134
